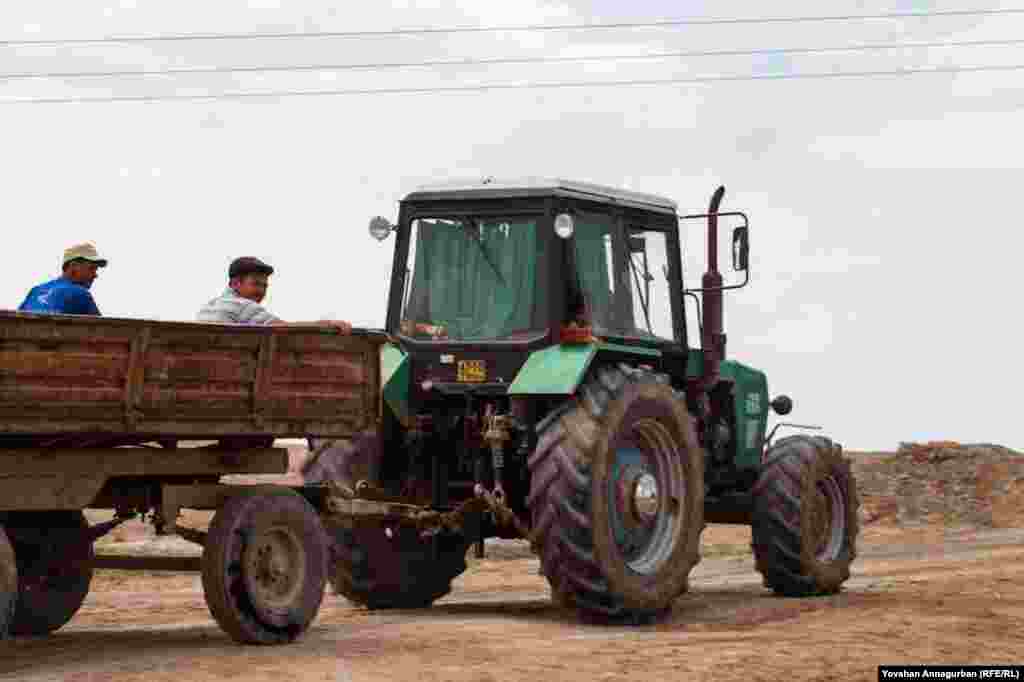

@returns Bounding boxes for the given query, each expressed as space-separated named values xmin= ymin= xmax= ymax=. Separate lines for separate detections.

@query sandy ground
xmin=2 ymin=448 xmax=1023 ymax=682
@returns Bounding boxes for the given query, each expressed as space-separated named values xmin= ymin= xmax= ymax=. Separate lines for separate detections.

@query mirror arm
xmin=684 ymin=267 xmax=750 ymax=295
xmin=678 ymin=209 xmax=750 ymax=295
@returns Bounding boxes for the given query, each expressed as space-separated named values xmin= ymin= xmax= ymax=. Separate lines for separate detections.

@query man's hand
xmin=319 ymin=319 xmax=352 ymax=334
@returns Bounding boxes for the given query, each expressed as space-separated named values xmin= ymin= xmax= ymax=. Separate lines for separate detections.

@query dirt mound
xmin=853 ymin=441 xmax=1024 ymax=528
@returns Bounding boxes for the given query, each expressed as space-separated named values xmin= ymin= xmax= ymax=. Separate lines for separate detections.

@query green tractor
xmin=306 ymin=178 xmax=859 ymax=622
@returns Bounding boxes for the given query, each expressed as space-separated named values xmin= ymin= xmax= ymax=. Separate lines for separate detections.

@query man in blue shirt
xmin=19 ymin=243 xmax=108 ymax=316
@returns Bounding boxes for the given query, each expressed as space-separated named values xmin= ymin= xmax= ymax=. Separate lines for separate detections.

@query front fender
xmin=380 ymin=343 xmax=410 ymax=420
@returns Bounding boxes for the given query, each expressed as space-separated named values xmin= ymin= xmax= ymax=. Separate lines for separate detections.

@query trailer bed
xmin=0 ymin=311 xmax=386 ymax=442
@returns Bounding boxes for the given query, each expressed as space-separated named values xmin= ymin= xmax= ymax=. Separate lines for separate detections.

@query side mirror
xmin=770 ymin=395 xmax=793 ymax=416
xmin=732 ymin=226 xmax=750 ymax=271
xmin=368 ymin=216 xmax=395 ymax=242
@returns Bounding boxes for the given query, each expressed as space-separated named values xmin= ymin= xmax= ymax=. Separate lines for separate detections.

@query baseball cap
xmin=62 ymin=243 xmax=108 ymax=268
xmin=228 ymin=256 xmax=275 ymax=279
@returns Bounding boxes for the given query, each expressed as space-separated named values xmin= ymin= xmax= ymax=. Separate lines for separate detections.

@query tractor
xmin=305 ymin=178 xmax=860 ymax=622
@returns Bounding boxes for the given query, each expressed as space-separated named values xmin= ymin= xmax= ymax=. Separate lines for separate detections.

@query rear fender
xmin=507 ymin=342 xmax=662 ymax=396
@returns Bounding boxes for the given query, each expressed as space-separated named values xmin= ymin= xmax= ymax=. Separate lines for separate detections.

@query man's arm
xmin=237 ymin=301 xmax=281 ymax=325
xmin=236 ymin=301 xmax=350 ymax=333
xmin=17 ymin=288 xmax=35 ymax=312
xmin=269 ymin=319 xmax=352 ymax=334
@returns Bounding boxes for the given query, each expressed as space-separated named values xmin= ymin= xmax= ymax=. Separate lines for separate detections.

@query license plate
xmin=457 ymin=360 xmax=486 ymax=383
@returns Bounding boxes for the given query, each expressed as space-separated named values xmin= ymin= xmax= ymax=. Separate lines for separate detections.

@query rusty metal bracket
xmin=252 ymin=333 xmax=278 ymax=428
xmin=123 ymin=326 xmax=151 ymax=429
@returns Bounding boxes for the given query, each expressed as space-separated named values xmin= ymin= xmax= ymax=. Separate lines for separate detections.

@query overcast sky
xmin=2 ymin=1 xmax=1021 ymax=452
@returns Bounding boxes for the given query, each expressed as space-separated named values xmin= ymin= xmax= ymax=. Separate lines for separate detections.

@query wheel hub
xmin=242 ymin=526 xmax=306 ymax=609
xmin=630 ymin=472 xmax=660 ymax=525
xmin=608 ymin=418 xmax=686 ymax=576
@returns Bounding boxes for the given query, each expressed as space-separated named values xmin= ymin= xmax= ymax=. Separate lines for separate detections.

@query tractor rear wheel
xmin=751 ymin=434 xmax=860 ymax=596
xmin=0 ymin=526 xmax=16 ymax=639
xmin=201 ymin=487 xmax=328 ymax=644
xmin=528 ymin=364 xmax=704 ymax=622
xmin=326 ymin=521 xmax=469 ymax=609
xmin=6 ymin=511 xmax=93 ymax=636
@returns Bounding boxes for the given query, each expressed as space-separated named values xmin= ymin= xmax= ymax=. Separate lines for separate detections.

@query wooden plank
xmin=0 ymin=350 xmax=130 ymax=381
xmin=0 ymin=475 xmax=106 ymax=510
xmin=143 ymin=348 xmax=257 ymax=383
xmin=0 ymin=416 xmax=369 ymax=438
xmin=0 ymin=447 xmax=288 ymax=477
xmin=92 ymin=554 xmax=202 ymax=572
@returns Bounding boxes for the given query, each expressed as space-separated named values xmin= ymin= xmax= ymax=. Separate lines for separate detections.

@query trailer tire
xmin=751 ymin=435 xmax=859 ymax=596
xmin=527 ymin=364 xmax=704 ymax=623
xmin=5 ymin=511 xmax=93 ymax=636
xmin=327 ymin=522 xmax=469 ymax=610
xmin=202 ymin=487 xmax=328 ymax=645
xmin=0 ymin=526 xmax=16 ymax=640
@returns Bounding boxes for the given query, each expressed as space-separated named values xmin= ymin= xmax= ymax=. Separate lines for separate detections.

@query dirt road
xmin=2 ymin=520 xmax=1022 ymax=682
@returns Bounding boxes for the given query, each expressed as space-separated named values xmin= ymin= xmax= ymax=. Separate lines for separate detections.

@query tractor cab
xmin=373 ymin=177 xmax=687 ymax=355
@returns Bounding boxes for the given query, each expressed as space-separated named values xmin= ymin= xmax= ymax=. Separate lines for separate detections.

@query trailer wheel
xmin=326 ymin=521 xmax=469 ymax=610
xmin=3 ymin=511 xmax=94 ymax=636
xmin=527 ymin=364 xmax=704 ymax=622
xmin=202 ymin=487 xmax=328 ymax=645
xmin=0 ymin=526 xmax=16 ymax=640
xmin=751 ymin=435 xmax=860 ymax=596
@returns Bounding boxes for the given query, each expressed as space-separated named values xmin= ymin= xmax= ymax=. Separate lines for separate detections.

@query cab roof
xmin=402 ymin=177 xmax=679 ymax=215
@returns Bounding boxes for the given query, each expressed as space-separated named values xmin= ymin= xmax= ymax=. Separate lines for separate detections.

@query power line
xmin=4 ymin=63 xmax=1022 ymax=105
xmin=2 ymin=8 xmax=1023 ymax=46
xmin=4 ymin=37 xmax=1023 ymax=81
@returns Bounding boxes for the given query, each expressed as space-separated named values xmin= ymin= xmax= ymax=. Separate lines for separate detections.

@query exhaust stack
xmin=700 ymin=185 xmax=727 ymax=388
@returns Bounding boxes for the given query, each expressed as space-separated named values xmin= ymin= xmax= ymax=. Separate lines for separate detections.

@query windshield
xmin=398 ymin=216 xmax=544 ymax=342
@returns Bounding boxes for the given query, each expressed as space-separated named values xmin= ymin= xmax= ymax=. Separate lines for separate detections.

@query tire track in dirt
xmin=3 ymin=526 xmax=1022 ymax=682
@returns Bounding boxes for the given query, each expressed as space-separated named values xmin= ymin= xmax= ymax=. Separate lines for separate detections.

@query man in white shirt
xmin=197 ymin=256 xmax=351 ymax=333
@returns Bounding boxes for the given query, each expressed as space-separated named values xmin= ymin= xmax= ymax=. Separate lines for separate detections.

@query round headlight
xmin=554 ymin=213 xmax=575 ymax=239
xmin=368 ymin=216 xmax=394 ymax=241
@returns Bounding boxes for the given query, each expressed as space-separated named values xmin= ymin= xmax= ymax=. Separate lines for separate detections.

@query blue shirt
xmin=18 ymin=277 xmax=101 ymax=316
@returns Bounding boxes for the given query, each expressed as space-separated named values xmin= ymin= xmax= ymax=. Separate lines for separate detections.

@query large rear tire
xmin=201 ymin=487 xmax=328 ymax=645
xmin=6 ymin=511 xmax=93 ymax=636
xmin=527 ymin=364 xmax=704 ymax=622
xmin=326 ymin=521 xmax=469 ymax=610
xmin=751 ymin=434 xmax=859 ymax=596
xmin=0 ymin=526 xmax=16 ymax=639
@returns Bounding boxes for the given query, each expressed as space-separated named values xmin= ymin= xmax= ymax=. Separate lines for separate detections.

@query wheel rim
xmin=810 ymin=475 xmax=847 ymax=562
xmin=607 ymin=417 xmax=685 ymax=576
xmin=242 ymin=526 xmax=306 ymax=610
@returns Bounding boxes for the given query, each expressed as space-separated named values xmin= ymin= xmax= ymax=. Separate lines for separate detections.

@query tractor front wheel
xmin=528 ymin=364 xmax=704 ymax=622
xmin=751 ymin=434 xmax=860 ymax=596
